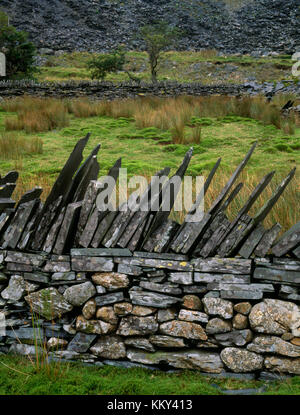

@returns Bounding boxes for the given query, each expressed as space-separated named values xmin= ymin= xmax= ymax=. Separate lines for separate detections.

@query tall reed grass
xmin=0 ymin=132 xmax=43 ymax=159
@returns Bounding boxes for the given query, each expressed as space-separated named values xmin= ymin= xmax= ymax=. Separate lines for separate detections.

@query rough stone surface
xmin=206 ymin=318 xmax=232 ymax=335
xmin=124 ymin=337 xmax=155 ymax=352
xmin=76 ymin=315 xmax=116 ymax=335
xmin=160 ymin=320 xmax=207 ymax=341
xmin=127 ymin=349 xmax=224 ymax=373
xmin=1 ymin=275 xmax=25 ymax=301
xmin=247 ymin=336 xmax=300 ymax=357
xmin=214 ymin=330 xmax=253 ymax=347
xmin=47 ymin=337 xmax=68 ymax=351
xmin=63 ymin=282 xmax=96 ymax=307
xmin=131 ymin=306 xmax=156 ymax=316
xmin=264 ymin=357 xmax=300 ymax=375
xmin=178 ymin=309 xmax=209 ymax=324
xmin=82 ymin=299 xmax=96 ymax=320
xmin=203 ymin=298 xmax=233 ymax=319
xmin=96 ymin=306 xmax=119 ymax=325
xmin=221 ymin=347 xmax=264 ymax=373
xmin=90 ymin=336 xmax=126 ymax=359
xmin=182 ymin=295 xmax=202 ymax=310
xmin=114 ymin=302 xmax=133 ymax=316
xmin=233 ymin=313 xmax=248 ymax=330
xmin=92 ymin=272 xmax=129 ymax=289
xmin=249 ymin=299 xmax=300 ymax=336
xmin=233 ymin=302 xmax=252 ymax=315
xmin=117 ymin=316 xmax=158 ymax=336
xmin=157 ymin=308 xmax=177 ymax=323
xmin=25 ymin=288 xmax=73 ymax=320
xmin=149 ymin=335 xmax=186 ymax=348
xmin=67 ymin=332 xmax=97 ymax=353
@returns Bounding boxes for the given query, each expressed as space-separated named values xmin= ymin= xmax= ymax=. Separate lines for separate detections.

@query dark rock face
xmin=0 ymin=0 xmax=299 ymax=54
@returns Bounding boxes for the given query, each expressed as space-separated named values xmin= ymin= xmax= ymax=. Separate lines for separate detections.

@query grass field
xmin=36 ymin=50 xmax=297 ymax=85
xmin=0 ymin=95 xmax=299 ymax=232
xmin=0 ymin=354 xmax=299 ymax=395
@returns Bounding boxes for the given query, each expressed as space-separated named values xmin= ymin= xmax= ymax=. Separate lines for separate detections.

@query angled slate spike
xmin=17 ymin=201 xmax=43 ymax=251
xmin=208 ymin=143 xmax=257 ymax=216
xmin=212 ymin=171 xmax=275 ymax=254
xmin=65 ymin=144 xmax=101 ymax=204
xmin=142 ymin=147 xmax=193 ymax=245
xmin=102 ymin=198 xmax=137 ymax=248
xmin=42 ymin=207 xmax=66 ymax=253
xmin=117 ymin=167 xmax=170 ymax=248
xmin=220 ymin=168 xmax=296 ymax=257
xmin=0 ymin=183 xmax=16 ymax=198
xmin=75 ymin=180 xmax=103 ymax=245
xmin=0 ymin=209 xmax=15 ymax=238
xmin=272 ymin=221 xmax=300 ymax=257
xmin=198 ymin=213 xmax=232 ymax=258
xmin=185 ymin=157 xmax=222 ymax=222
xmin=196 ymin=183 xmax=244 ymax=257
xmin=0 ymin=198 xmax=15 ymax=212
xmin=91 ymin=210 xmax=118 ymax=247
xmin=79 ymin=158 xmax=122 ymax=248
xmin=254 ymin=223 xmax=282 ymax=257
xmin=143 ymin=219 xmax=180 ymax=253
xmin=1 ymin=199 xmax=39 ymax=249
xmin=169 ymin=157 xmax=222 ymax=254
xmin=0 ymin=171 xmax=18 ymax=185
xmin=53 ymin=202 xmax=82 ymax=254
xmin=238 ymin=223 xmax=266 ymax=259
xmin=30 ymin=196 xmax=63 ymax=250
xmin=17 ymin=187 xmax=43 ymax=207
xmin=217 ymin=214 xmax=253 ymax=257
xmin=72 ymin=155 xmax=100 ymax=203
xmin=42 ymin=133 xmax=90 ymax=214
xmin=127 ymin=216 xmax=148 ymax=252
xmin=293 ymin=245 xmax=300 ymax=259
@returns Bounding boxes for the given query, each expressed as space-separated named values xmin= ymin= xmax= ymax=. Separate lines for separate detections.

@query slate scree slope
xmin=0 ymin=134 xmax=299 ymax=376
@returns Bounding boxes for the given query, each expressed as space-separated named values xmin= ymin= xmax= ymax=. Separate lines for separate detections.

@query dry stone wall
xmin=0 ymin=135 xmax=299 ymax=377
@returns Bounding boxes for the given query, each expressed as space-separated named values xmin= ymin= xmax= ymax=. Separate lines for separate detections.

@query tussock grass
xmin=3 ymin=97 xmax=69 ymax=133
xmin=0 ymin=132 xmax=43 ymax=159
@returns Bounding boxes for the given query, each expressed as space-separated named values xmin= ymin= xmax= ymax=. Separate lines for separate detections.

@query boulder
xmin=1 ymin=275 xmax=25 ymax=301
xmin=96 ymin=306 xmax=119 ymax=324
xmin=82 ymin=299 xmax=96 ymax=320
xmin=232 ymin=313 xmax=248 ymax=329
xmin=76 ymin=315 xmax=116 ymax=335
xmin=127 ymin=349 xmax=224 ymax=373
xmin=124 ymin=337 xmax=155 ymax=352
xmin=25 ymin=288 xmax=73 ymax=320
xmin=92 ymin=272 xmax=129 ymax=289
xmin=63 ymin=282 xmax=96 ymax=306
xmin=90 ymin=335 xmax=126 ymax=359
xmin=132 ymin=306 xmax=156 ymax=316
xmin=149 ymin=335 xmax=186 ymax=348
xmin=249 ymin=299 xmax=300 ymax=336
xmin=233 ymin=302 xmax=252 ymax=315
xmin=264 ymin=356 xmax=300 ymax=375
xmin=247 ymin=336 xmax=300 ymax=357
xmin=178 ymin=309 xmax=208 ymax=323
xmin=214 ymin=330 xmax=253 ymax=347
xmin=160 ymin=320 xmax=207 ymax=340
xmin=117 ymin=316 xmax=158 ymax=336
xmin=114 ymin=302 xmax=132 ymax=316
xmin=206 ymin=318 xmax=232 ymax=334
xmin=182 ymin=295 xmax=202 ymax=310
xmin=221 ymin=347 xmax=264 ymax=373
xmin=203 ymin=297 xmax=233 ymax=319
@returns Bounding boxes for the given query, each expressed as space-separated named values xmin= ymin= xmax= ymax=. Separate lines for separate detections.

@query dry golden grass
xmin=0 ymin=132 xmax=43 ymax=159
xmin=3 ymin=97 xmax=69 ymax=133
xmin=2 ymin=95 xmax=298 ymax=139
xmin=171 ymin=170 xmax=299 ymax=235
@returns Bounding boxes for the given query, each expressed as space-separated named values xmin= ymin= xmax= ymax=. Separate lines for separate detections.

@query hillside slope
xmin=0 ymin=0 xmax=299 ymax=54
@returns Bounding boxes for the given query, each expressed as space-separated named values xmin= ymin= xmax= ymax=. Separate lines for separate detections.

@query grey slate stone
xmin=67 ymin=333 xmax=96 ymax=353
xmin=71 ymin=256 xmax=114 ymax=272
xmin=192 ymin=257 xmax=251 ymax=274
xmin=130 ymin=290 xmax=182 ymax=309
xmin=94 ymin=292 xmax=124 ymax=306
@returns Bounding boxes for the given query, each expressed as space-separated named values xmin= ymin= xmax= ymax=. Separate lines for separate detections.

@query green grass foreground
xmin=0 ymin=355 xmax=299 ymax=395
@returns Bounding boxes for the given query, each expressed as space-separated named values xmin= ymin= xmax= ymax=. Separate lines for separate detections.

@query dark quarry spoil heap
xmin=0 ymin=0 xmax=299 ymax=54
xmin=0 ymin=134 xmax=299 ymax=376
